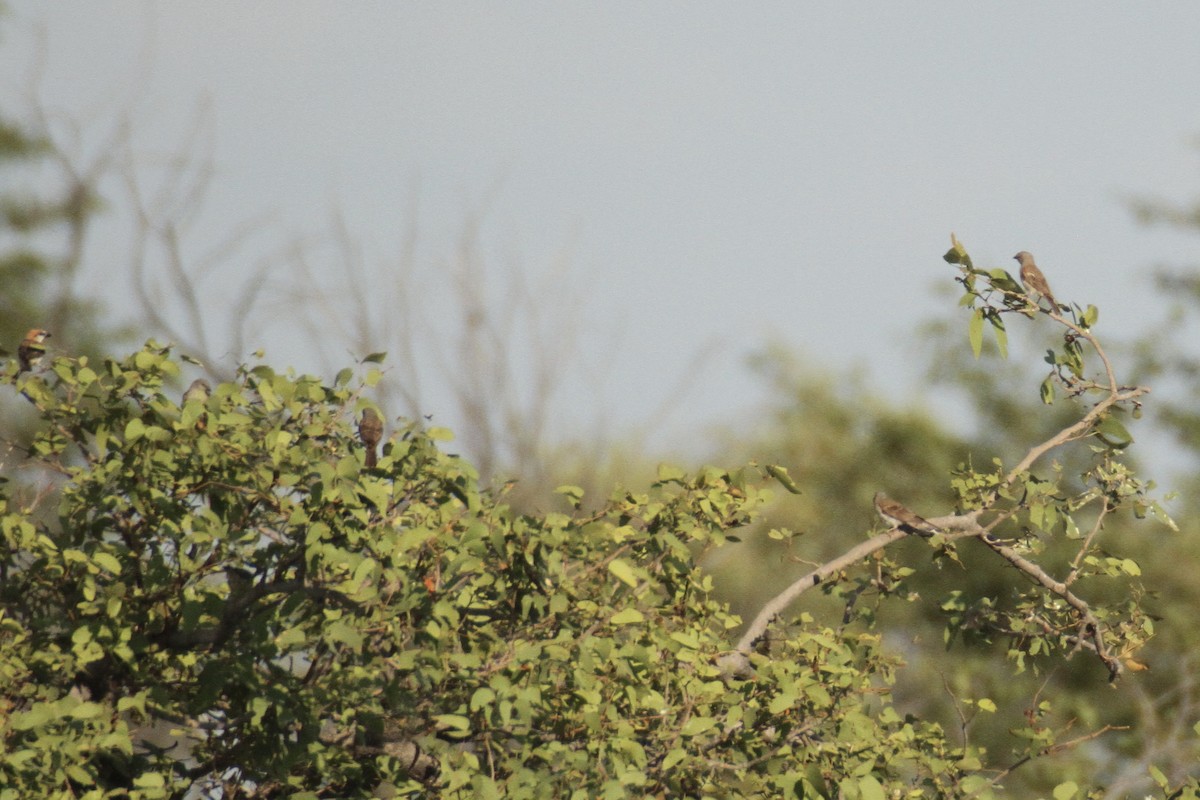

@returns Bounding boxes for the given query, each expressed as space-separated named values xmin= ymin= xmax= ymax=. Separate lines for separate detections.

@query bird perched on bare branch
xmin=183 ymin=379 xmax=212 ymax=429
xmin=1013 ymin=251 xmax=1060 ymax=311
xmin=358 ymin=408 xmax=384 ymax=469
xmin=873 ymin=492 xmax=939 ymax=537
xmin=17 ymin=328 xmax=50 ymax=373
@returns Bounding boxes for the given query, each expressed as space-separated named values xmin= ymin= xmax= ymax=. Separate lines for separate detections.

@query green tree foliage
xmin=920 ymin=241 xmax=1200 ymax=795
xmin=0 ymin=243 xmax=1188 ymax=798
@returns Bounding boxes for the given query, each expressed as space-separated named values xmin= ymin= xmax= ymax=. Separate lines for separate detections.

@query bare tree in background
xmin=286 ymin=198 xmax=593 ymax=487
xmin=120 ymin=99 xmax=279 ymax=380
xmin=6 ymin=36 xmax=716 ymax=501
xmin=113 ymin=120 xmax=604 ymax=488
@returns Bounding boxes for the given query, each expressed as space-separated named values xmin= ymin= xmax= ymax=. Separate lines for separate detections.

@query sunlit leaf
xmin=968 ymin=309 xmax=984 ymax=359
xmin=765 ymin=464 xmax=802 ymax=494
xmin=608 ymin=559 xmax=638 ymax=587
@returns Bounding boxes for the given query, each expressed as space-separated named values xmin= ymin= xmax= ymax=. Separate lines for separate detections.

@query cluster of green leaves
xmin=1 ymin=344 xmax=993 ymax=798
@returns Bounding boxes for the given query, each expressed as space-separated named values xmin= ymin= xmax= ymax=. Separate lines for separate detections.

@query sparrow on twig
xmin=183 ymin=379 xmax=212 ymax=405
xmin=1013 ymin=251 xmax=1060 ymax=311
xmin=183 ymin=379 xmax=212 ymax=429
xmin=17 ymin=328 xmax=50 ymax=373
xmin=358 ymin=408 xmax=384 ymax=469
xmin=873 ymin=491 xmax=939 ymax=537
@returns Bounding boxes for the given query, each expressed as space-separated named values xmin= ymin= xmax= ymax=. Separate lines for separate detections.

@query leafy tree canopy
xmin=0 ymin=242 xmax=1190 ymax=798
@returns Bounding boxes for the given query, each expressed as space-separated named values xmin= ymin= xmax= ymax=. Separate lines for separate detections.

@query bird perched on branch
xmin=1013 ymin=251 xmax=1060 ymax=311
xmin=358 ymin=408 xmax=384 ymax=469
xmin=873 ymin=492 xmax=939 ymax=537
xmin=17 ymin=328 xmax=50 ymax=373
xmin=182 ymin=379 xmax=212 ymax=429
xmin=183 ymin=379 xmax=211 ymax=405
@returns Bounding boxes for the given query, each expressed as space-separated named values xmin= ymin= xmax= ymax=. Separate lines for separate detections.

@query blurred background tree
xmin=0 ymin=109 xmax=125 ymax=363
xmin=0 ymin=89 xmax=131 ymax=455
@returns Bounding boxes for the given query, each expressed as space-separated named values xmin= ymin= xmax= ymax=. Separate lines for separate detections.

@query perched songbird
xmin=1013 ymin=251 xmax=1059 ymax=311
xmin=182 ymin=379 xmax=212 ymax=429
xmin=17 ymin=328 xmax=50 ymax=373
xmin=183 ymin=378 xmax=212 ymax=405
xmin=873 ymin=491 xmax=939 ymax=537
xmin=358 ymin=408 xmax=384 ymax=469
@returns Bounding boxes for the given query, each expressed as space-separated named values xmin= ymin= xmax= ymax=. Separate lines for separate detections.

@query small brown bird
xmin=358 ymin=408 xmax=384 ymax=469
xmin=183 ymin=379 xmax=212 ymax=405
xmin=17 ymin=328 xmax=50 ymax=373
xmin=874 ymin=491 xmax=939 ymax=537
xmin=182 ymin=379 xmax=212 ymax=429
xmin=1013 ymin=251 xmax=1059 ymax=311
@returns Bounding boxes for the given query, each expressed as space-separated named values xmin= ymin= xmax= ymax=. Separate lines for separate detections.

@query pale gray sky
xmin=4 ymin=4 xmax=1200 ymax=457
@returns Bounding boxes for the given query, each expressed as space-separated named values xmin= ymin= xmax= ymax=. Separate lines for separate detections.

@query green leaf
xmin=92 ymin=551 xmax=122 ymax=575
xmin=968 ymin=309 xmax=984 ymax=359
xmin=133 ymin=773 xmax=165 ymax=789
xmin=1040 ymin=376 xmax=1055 ymax=405
xmin=1095 ymin=417 xmax=1133 ymax=448
xmin=124 ymin=418 xmax=146 ymax=442
xmin=988 ymin=312 xmax=1008 ymax=359
xmin=670 ymin=631 xmax=700 ymax=649
xmin=661 ymin=748 xmax=688 ymax=771
xmin=434 ymin=714 xmax=472 ymax=734
xmin=608 ymin=559 xmax=638 ymax=587
xmin=768 ymin=692 xmax=796 ymax=714
xmin=70 ymin=701 xmax=105 ymax=720
xmin=117 ymin=694 xmax=147 ymax=716
xmin=679 ymin=716 xmax=716 ymax=737
xmin=976 ymin=698 xmax=997 ymax=712
xmin=943 ymin=234 xmax=970 ymax=267
xmin=133 ymin=350 xmax=161 ymax=371
xmin=857 ymin=776 xmax=886 ymax=800
xmin=65 ymin=763 xmax=94 ymax=786
xmin=363 ymin=351 xmax=388 ymax=364
xmin=765 ymin=464 xmax=802 ymax=494
xmin=656 ymin=463 xmax=685 ymax=482
xmin=143 ymin=424 xmax=171 ymax=442
xmin=555 ymin=484 xmax=585 ymax=508
xmin=325 ymin=620 xmax=364 ymax=649
xmin=470 ymin=687 xmax=496 ymax=712
xmin=274 ymin=626 xmax=307 ymax=650
xmin=610 ymin=608 xmax=645 ymax=625
xmin=12 ymin=702 xmax=58 ymax=730
xmin=1148 ymin=500 xmax=1179 ymax=531
xmin=1053 ymin=781 xmax=1078 ymax=800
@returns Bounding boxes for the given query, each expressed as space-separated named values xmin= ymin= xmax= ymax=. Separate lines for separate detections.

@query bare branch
xmin=968 ymin=724 xmax=1129 ymax=798
xmin=734 ymin=527 xmax=909 ymax=653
